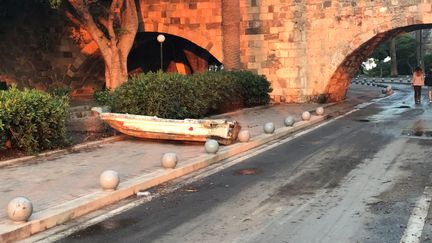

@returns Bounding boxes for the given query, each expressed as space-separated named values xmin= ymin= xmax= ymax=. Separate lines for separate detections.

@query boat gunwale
xmin=100 ymin=112 xmax=233 ymax=125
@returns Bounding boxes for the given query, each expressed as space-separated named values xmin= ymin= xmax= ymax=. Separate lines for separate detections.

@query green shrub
xmin=0 ymin=116 xmax=5 ymax=148
xmin=46 ymin=87 xmax=70 ymax=98
xmin=109 ymin=72 xmax=157 ymax=115
xmin=0 ymin=86 xmax=70 ymax=153
xmin=104 ymin=70 xmax=271 ymax=119
xmin=94 ymin=89 xmax=112 ymax=106
xmin=233 ymin=71 xmax=272 ymax=106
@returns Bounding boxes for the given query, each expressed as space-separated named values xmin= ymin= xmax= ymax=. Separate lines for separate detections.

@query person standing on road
xmin=411 ymin=67 xmax=424 ymax=104
xmin=425 ymin=69 xmax=432 ymax=103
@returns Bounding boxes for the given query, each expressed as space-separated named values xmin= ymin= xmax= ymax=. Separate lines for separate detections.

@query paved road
xmin=58 ymin=85 xmax=432 ymax=243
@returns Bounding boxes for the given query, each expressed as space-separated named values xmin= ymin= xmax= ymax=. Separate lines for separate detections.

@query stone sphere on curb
xmin=238 ymin=130 xmax=251 ymax=142
xmin=161 ymin=152 xmax=178 ymax=169
xmin=302 ymin=111 xmax=311 ymax=121
xmin=205 ymin=139 xmax=219 ymax=154
xmin=315 ymin=107 xmax=324 ymax=116
xmin=99 ymin=170 xmax=120 ymax=191
xmin=7 ymin=196 xmax=33 ymax=223
xmin=284 ymin=116 xmax=295 ymax=127
xmin=263 ymin=122 xmax=275 ymax=134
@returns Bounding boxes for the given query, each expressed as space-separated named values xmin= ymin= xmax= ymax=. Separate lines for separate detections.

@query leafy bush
xmin=94 ymin=89 xmax=112 ymax=106
xmin=0 ymin=116 xmax=5 ymax=148
xmin=46 ymin=87 xmax=70 ymax=98
xmin=100 ymin=71 xmax=271 ymax=119
xmin=0 ymin=86 xmax=70 ymax=153
xmin=231 ymin=71 xmax=272 ymax=106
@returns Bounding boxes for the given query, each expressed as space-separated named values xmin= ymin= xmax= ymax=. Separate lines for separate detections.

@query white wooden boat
xmin=96 ymin=112 xmax=241 ymax=145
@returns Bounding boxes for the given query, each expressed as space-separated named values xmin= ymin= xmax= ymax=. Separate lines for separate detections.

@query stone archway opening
xmin=326 ymin=24 xmax=432 ymax=102
xmin=127 ymin=32 xmax=221 ymax=76
xmin=69 ymin=32 xmax=222 ymax=92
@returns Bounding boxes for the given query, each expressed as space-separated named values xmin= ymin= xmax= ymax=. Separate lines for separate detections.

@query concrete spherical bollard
xmin=205 ymin=139 xmax=219 ymax=153
xmin=238 ymin=130 xmax=251 ymax=142
xmin=99 ymin=170 xmax=120 ymax=191
xmin=315 ymin=107 xmax=324 ymax=116
xmin=284 ymin=116 xmax=295 ymax=127
xmin=263 ymin=122 xmax=275 ymax=134
xmin=7 ymin=197 xmax=33 ymax=223
xmin=302 ymin=111 xmax=311 ymax=121
xmin=161 ymin=152 xmax=178 ymax=169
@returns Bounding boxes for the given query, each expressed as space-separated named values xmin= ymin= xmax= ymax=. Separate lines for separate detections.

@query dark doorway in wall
xmin=128 ymin=32 xmax=221 ymax=76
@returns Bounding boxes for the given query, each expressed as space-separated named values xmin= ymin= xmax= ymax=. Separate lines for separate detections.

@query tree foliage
xmin=424 ymin=54 xmax=432 ymax=73
xmin=367 ymin=33 xmax=418 ymax=76
xmin=48 ymin=0 xmax=62 ymax=8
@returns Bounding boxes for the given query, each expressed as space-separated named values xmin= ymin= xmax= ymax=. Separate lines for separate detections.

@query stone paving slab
xmin=0 ymin=115 xmax=328 ymax=243
xmin=0 ymin=104 xmax=314 ymax=223
xmin=0 ymin=84 xmax=386 ymax=242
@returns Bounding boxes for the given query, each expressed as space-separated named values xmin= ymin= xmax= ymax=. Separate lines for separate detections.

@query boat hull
xmin=99 ymin=113 xmax=241 ymax=145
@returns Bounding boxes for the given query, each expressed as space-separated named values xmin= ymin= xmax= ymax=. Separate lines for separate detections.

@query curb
xmin=0 ymin=135 xmax=127 ymax=168
xmin=0 ymin=115 xmax=326 ymax=242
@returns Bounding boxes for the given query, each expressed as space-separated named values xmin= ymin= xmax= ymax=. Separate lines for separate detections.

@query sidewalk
xmin=0 ymin=84 xmax=386 ymax=242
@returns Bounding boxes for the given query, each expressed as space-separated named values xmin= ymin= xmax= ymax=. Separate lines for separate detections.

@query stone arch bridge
xmin=72 ymin=1 xmax=432 ymax=102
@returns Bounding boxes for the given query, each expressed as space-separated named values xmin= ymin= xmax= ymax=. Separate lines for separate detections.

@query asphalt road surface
xmin=59 ymin=85 xmax=432 ymax=243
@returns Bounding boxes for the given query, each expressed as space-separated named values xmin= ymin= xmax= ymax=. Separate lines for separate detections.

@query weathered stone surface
xmin=1 ymin=1 xmax=430 ymax=102
xmin=0 ymin=3 xmax=103 ymax=92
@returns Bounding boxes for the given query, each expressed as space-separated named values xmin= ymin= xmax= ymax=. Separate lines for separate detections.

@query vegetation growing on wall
xmin=95 ymin=71 xmax=272 ymax=119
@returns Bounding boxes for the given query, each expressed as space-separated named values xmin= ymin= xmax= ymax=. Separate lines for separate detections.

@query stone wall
xmin=137 ymin=0 xmax=223 ymax=61
xmin=2 ymin=1 xmax=432 ymax=102
xmin=0 ymin=2 xmax=104 ymax=95
xmin=237 ymin=0 xmax=432 ymax=102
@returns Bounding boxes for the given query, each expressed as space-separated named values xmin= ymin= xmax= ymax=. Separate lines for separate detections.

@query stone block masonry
xmin=1 ymin=0 xmax=432 ymax=102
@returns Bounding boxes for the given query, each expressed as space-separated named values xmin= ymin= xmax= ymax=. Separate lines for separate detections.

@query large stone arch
xmin=8 ymin=0 xmax=432 ymax=103
xmin=141 ymin=22 xmax=223 ymax=62
xmin=321 ymin=3 xmax=432 ymax=102
xmin=326 ymin=29 xmax=405 ymax=101
xmin=63 ymin=23 xmax=224 ymax=93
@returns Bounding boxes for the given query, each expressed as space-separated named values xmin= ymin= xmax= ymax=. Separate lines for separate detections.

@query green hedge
xmin=96 ymin=71 xmax=272 ymax=119
xmin=0 ymin=86 xmax=70 ymax=153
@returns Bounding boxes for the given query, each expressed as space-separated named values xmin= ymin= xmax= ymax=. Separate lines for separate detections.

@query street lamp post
xmin=157 ymin=34 xmax=166 ymax=71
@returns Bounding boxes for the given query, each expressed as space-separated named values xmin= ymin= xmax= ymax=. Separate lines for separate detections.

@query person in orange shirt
xmin=411 ymin=67 xmax=425 ymax=104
